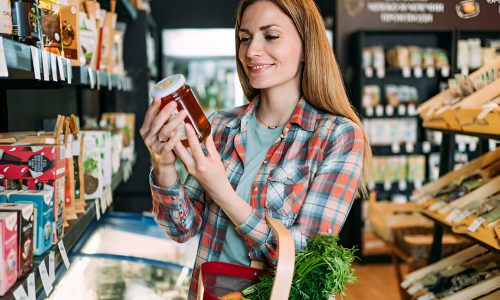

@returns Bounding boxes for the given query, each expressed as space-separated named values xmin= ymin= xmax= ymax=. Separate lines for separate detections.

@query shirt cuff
xmin=149 ymin=169 xmax=184 ymax=208
xmin=236 ymin=209 xmax=272 ymax=247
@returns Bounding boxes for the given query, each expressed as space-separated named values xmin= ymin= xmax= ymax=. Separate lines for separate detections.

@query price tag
xmin=461 ymin=66 xmax=469 ymax=76
xmin=107 ymin=73 xmax=112 ymax=91
xmin=429 ymin=201 xmax=445 ymax=211
xmin=49 ymin=251 xmax=55 ymax=282
xmin=408 ymin=283 xmax=423 ymax=295
xmin=423 ymin=141 xmax=431 ymax=153
xmin=364 ymin=67 xmax=373 ymax=78
xmin=426 ymin=67 xmax=435 ymax=78
xmin=398 ymin=104 xmax=406 ymax=116
xmin=408 ymin=104 xmax=417 ymax=116
xmin=27 ymin=273 xmax=36 ymax=300
xmin=477 ymin=103 xmax=497 ymax=120
xmin=454 ymin=210 xmax=472 ymax=223
xmin=0 ymin=37 xmax=8 ymax=77
xmin=438 ymin=204 xmax=452 ymax=215
xmin=384 ymin=181 xmax=392 ymax=191
xmin=87 ymin=68 xmax=95 ymax=89
xmin=375 ymin=105 xmax=384 ymax=116
xmin=445 ymin=209 xmax=461 ymax=223
xmin=413 ymin=67 xmax=423 ymax=78
xmin=100 ymin=193 xmax=107 ymax=214
xmin=96 ymin=71 xmax=101 ymax=90
xmin=366 ymin=107 xmax=374 ymax=117
xmin=38 ymin=259 xmax=54 ymax=296
xmin=414 ymin=180 xmax=423 ymax=189
xmin=66 ymin=58 xmax=72 ymax=84
xmin=57 ymin=56 xmax=65 ymax=81
xmin=368 ymin=181 xmax=376 ymax=191
xmin=435 ymin=106 xmax=449 ymax=115
xmin=468 ymin=217 xmax=485 ymax=232
xmin=402 ymin=67 xmax=411 ymax=78
xmin=398 ymin=179 xmax=407 ymax=191
xmin=418 ymin=293 xmax=436 ymax=300
xmin=108 ymin=189 xmax=114 ymax=205
xmin=405 ymin=143 xmax=415 ymax=153
xmin=117 ymin=76 xmax=122 ymax=90
xmin=391 ymin=142 xmax=401 ymax=153
xmin=95 ymin=199 xmax=101 ymax=220
xmin=458 ymin=142 xmax=466 ymax=153
xmin=50 ymin=53 xmax=58 ymax=81
xmin=401 ymin=277 xmax=416 ymax=289
xmin=441 ymin=66 xmax=450 ymax=78
xmin=385 ymin=105 xmax=394 ymax=116
xmin=30 ymin=47 xmax=41 ymax=80
xmin=469 ymin=142 xmax=477 ymax=152
xmin=376 ymin=68 xmax=385 ymax=78
xmin=41 ymin=50 xmax=50 ymax=81
xmin=13 ymin=285 xmax=29 ymax=300
xmin=57 ymin=240 xmax=70 ymax=269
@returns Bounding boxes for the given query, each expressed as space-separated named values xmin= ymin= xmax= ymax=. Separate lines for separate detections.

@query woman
xmin=140 ymin=0 xmax=371 ymax=298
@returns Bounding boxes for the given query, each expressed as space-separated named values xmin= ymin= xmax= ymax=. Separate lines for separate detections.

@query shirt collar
xmin=225 ymin=96 xmax=317 ymax=132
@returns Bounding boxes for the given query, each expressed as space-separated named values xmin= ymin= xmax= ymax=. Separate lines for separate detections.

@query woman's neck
xmin=257 ymin=84 xmax=301 ymax=128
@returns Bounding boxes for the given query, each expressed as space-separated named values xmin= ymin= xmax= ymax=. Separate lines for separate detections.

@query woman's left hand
xmin=173 ymin=124 xmax=233 ymax=204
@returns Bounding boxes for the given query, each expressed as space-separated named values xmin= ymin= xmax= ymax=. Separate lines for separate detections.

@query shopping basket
xmin=197 ymin=216 xmax=295 ymax=300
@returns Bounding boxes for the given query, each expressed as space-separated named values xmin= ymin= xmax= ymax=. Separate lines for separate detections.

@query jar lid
xmin=151 ymin=74 xmax=186 ymax=98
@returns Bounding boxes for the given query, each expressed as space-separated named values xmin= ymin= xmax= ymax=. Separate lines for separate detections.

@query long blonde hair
xmin=235 ymin=0 xmax=372 ymax=194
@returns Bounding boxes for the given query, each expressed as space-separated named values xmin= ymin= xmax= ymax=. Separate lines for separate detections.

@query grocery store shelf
xmin=0 ymin=38 xmax=133 ymax=91
xmin=423 ymin=127 xmax=500 ymax=141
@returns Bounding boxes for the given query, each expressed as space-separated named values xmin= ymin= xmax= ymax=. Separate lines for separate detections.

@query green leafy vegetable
xmin=242 ymin=235 xmax=357 ymax=300
xmin=84 ymin=157 xmax=98 ymax=173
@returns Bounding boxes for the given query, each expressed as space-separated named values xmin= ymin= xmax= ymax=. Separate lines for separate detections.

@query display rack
xmin=0 ymin=160 xmax=135 ymax=300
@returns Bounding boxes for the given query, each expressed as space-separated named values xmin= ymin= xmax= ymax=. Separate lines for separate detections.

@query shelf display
xmin=457 ymin=38 xmax=500 ymax=74
xmin=0 ymin=212 xmax=18 ymax=296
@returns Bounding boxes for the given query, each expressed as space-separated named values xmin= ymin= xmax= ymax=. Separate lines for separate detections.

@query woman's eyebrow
xmin=239 ymin=24 xmax=280 ymax=33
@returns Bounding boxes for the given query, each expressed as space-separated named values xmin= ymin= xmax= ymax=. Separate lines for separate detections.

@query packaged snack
xmin=387 ymin=46 xmax=410 ymax=69
xmin=81 ymin=131 xmax=104 ymax=200
xmin=39 ymin=0 xmax=63 ymax=55
xmin=0 ymin=203 xmax=34 ymax=278
xmin=111 ymin=21 xmax=126 ymax=75
xmin=385 ymin=85 xmax=400 ymax=106
xmin=60 ymin=0 xmax=81 ymax=65
xmin=78 ymin=0 xmax=99 ymax=67
xmin=468 ymin=38 xmax=482 ymax=69
xmin=9 ymin=191 xmax=53 ymax=256
xmin=457 ymin=40 xmax=469 ymax=71
xmin=0 ymin=190 xmax=16 ymax=203
xmin=362 ymin=85 xmax=381 ymax=109
xmin=98 ymin=11 xmax=117 ymax=71
xmin=0 ymin=212 xmax=17 ymax=296
xmin=409 ymin=47 xmax=423 ymax=68
xmin=11 ymin=0 xmax=41 ymax=46
xmin=0 ymin=0 xmax=12 ymax=36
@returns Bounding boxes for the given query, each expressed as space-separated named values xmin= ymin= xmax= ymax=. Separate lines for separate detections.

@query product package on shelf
xmin=101 ymin=112 xmax=136 ymax=162
xmin=0 ymin=190 xmax=17 ymax=203
xmin=9 ymin=191 xmax=53 ymax=256
xmin=63 ymin=121 xmax=78 ymax=225
xmin=73 ymin=131 xmax=86 ymax=214
xmin=0 ymin=211 xmax=17 ymax=296
xmin=0 ymin=203 xmax=34 ymax=278
xmin=81 ymin=130 xmax=105 ymax=200
xmin=112 ymin=21 xmax=126 ymax=75
xmin=39 ymin=0 xmax=64 ymax=55
xmin=402 ymin=245 xmax=499 ymax=300
xmin=79 ymin=0 xmax=99 ymax=68
xmin=412 ymin=147 xmax=500 ymax=250
xmin=0 ymin=0 xmax=12 ymax=37
xmin=418 ymin=58 xmax=500 ymax=135
xmin=60 ymin=0 xmax=81 ymax=65
xmin=10 ymin=0 xmax=42 ymax=46
xmin=97 ymin=9 xmax=117 ymax=71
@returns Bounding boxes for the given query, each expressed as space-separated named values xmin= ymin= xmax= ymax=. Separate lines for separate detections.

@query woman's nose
xmin=245 ymin=38 xmax=263 ymax=58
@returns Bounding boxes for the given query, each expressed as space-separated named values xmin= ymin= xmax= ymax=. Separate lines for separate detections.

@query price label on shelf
xmin=405 ymin=143 xmax=415 ymax=153
xmin=364 ymin=67 xmax=373 ymax=78
xmin=445 ymin=209 xmax=461 ymax=223
xmin=50 ymin=53 xmax=58 ymax=81
xmin=408 ymin=104 xmax=417 ymax=116
xmin=30 ymin=47 xmax=41 ymax=80
xmin=458 ymin=142 xmax=466 ymax=153
xmin=418 ymin=293 xmax=436 ymax=300
xmin=408 ymin=283 xmax=423 ymax=295
xmin=366 ymin=107 xmax=374 ymax=117
xmin=398 ymin=104 xmax=406 ymax=116
xmin=58 ymin=240 xmax=71 ymax=269
xmin=398 ymin=180 xmax=407 ymax=191
xmin=87 ymin=68 xmax=95 ymax=89
xmin=441 ymin=66 xmax=450 ymax=78
xmin=468 ymin=217 xmax=485 ymax=233
xmin=461 ymin=66 xmax=469 ymax=76
xmin=96 ymin=71 xmax=101 ymax=90
xmin=107 ymin=73 xmax=112 ymax=91
xmin=414 ymin=180 xmax=423 ymax=189
xmin=402 ymin=67 xmax=411 ymax=78
xmin=27 ymin=273 xmax=36 ymax=300
xmin=422 ymin=141 xmax=432 ymax=153
xmin=469 ymin=142 xmax=477 ymax=152
xmin=101 ymin=193 xmax=107 ymax=214
xmin=0 ymin=37 xmax=8 ymax=77
xmin=95 ymin=199 xmax=101 ymax=220
xmin=66 ymin=58 xmax=72 ymax=84
xmin=438 ymin=204 xmax=452 ymax=215
xmin=376 ymin=68 xmax=385 ymax=78
xmin=49 ymin=251 xmax=55 ymax=282
xmin=426 ymin=67 xmax=435 ymax=78
xmin=413 ymin=67 xmax=423 ymax=78
xmin=391 ymin=142 xmax=401 ymax=153
xmin=400 ymin=276 xmax=416 ymax=289
xmin=385 ymin=105 xmax=394 ymax=116
xmin=13 ymin=285 xmax=29 ymax=300
xmin=368 ymin=181 xmax=376 ymax=191
xmin=429 ymin=201 xmax=445 ymax=212
xmin=384 ymin=181 xmax=392 ymax=191
xmin=57 ymin=56 xmax=65 ymax=81
xmin=375 ymin=105 xmax=384 ymax=116
xmin=41 ymin=50 xmax=50 ymax=81
xmin=38 ymin=259 xmax=54 ymax=296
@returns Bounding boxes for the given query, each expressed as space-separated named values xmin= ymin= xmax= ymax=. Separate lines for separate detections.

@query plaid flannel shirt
xmin=149 ymin=97 xmax=364 ymax=299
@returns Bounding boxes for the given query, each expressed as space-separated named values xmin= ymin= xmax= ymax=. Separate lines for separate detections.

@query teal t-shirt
xmin=219 ymin=111 xmax=284 ymax=265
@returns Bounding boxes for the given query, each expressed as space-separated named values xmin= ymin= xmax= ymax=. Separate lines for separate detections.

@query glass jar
xmin=151 ymin=74 xmax=211 ymax=147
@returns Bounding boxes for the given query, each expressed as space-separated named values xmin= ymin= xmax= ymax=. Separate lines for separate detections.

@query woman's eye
xmin=265 ymin=35 xmax=279 ymax=41
xmin=240 ymin=37 xmax=251 ymax=43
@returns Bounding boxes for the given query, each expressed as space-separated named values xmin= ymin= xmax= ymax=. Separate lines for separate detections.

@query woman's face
xmin=238 ymin=1 xmax=303 ymax=91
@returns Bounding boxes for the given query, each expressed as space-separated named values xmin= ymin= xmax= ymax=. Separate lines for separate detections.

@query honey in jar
xmin=151 ymin=74 xmax=211 ymax=147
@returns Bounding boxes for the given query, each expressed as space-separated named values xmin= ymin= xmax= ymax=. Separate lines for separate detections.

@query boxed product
xmin=101 ymin=112 xmax=136 ymax=161
xmin=60 ymin=0 xmax=81 ymax=65
xmin=0 ymin=0 xmax=12 ymax=36
xmin=39 ymin=0 xmax=63 ymax=55
xmin=0 ymin=145 xmax=65 ymax=244
xmin=0 ymin=190 xmax=17 ymax=203
xmin=9 ymin=191 xmax=53 ymax=256
xmin=0 ymin=212 xmax=18 ymax=296
xmin=0 ymin=203 xmax=34 ymax=278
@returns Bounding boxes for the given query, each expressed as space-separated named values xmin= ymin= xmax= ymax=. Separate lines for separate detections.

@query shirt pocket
xmin=265 ymin=164 xmax=310 ymax=221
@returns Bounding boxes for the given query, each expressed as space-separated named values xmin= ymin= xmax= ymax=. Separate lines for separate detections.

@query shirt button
xmin=280 ymin=134 xmax=285 ymax=139
xmin=253 ymin=186 xmax=258 ymax=192
xmin=263 ymin=160 xmax=268 ymax=164
xmin=328 ymin=229 xmax=332 ymax=234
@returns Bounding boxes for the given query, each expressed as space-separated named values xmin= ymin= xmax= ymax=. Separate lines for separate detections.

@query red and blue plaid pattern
xmin=150 ymin=97 xmax=364 ymax=299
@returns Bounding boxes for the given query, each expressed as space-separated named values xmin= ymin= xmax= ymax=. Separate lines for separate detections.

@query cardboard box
xmin=0 ymin=203 xmax=34 ymax=278
xmin=0 ymin=190 xmax=16 ymax=203
xmin=0 ymin=212 xmax=18 ymax=296
xmin=9 ymin=191 xmax=54 ymax=256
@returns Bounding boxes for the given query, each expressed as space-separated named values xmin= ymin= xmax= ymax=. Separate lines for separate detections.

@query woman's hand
xmin=139 ymin=97 xmax=187 ymax=186
xmin=173 ymin=123 xmax=233 ymax=204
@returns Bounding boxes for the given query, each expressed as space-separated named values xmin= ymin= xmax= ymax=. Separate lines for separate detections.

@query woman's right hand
xmin=140 ymin=97 xmax=187 ymax=185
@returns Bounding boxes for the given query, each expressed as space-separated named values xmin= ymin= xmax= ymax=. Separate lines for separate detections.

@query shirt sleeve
xmin=235 ymin=120 xmax=364 ymax=266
